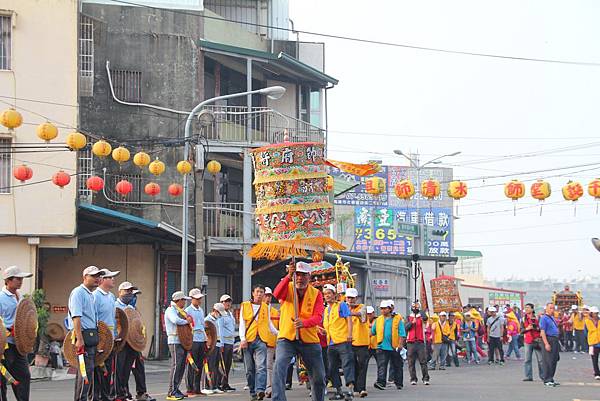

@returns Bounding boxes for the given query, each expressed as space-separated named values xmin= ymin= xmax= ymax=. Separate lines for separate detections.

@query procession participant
xmin=263 ymin=287 xmax=279 ymax=398
xmin=371 ymin=300 xmax=405 ymax=391
xmin=92 ymin=268 xmax=120 ymax=401
xmin=486 ymin=306 xmax=505 ymax=365
xmin=572 ymin=306 xmax=587 ymax=353
xmin=185 ymin=288 xmax=207 ymax=397
xmin=366 ymin=306 xmax=377 ymax=361
xmin=540 ymin=303 xmax=561 ymax=387
xmin=240 ymin=285 xmax=278 ymax=401
xmin=128 ymin=289 xmax=156 ymax=401
xmin=219 ymin=294 xmax=237 ymax=392
xmin=345 ymin=288 xmax=369 ymax=398
xmin=505 ymin=308 xmax=522 ymax=360
xmin=69 ymin=266 xmax=104 ymax=401
xmin=584 ymin=306 xmax=600 ymax=380
xmin=405 ymin=301 xmax=429 ymax=386
xmin=522 ymin=303 xmax=543 ymax=382
xmin=272 ymin=262 xmax=326 ymax=401
xmin=445 ymin=312 xmax=459 ymax=367
xmin=164 ymin=291 xmax=193 ymax=400
xmin=461 ymin=313 xmax=479 ymax=364
xmin=114 ymin=281 xmax=138 ymax=401
xmin=429 ymin=312 xmax=446 ymax=370
xmin=204 ymin=303 xmax=227 ymax=395
xmin=560 ymin=308 xmax=574 ymax=352
xmin=0 ymin=266 xmax=33 ymax=401
xmin=322 ymin=284 xmax=354 ymax=400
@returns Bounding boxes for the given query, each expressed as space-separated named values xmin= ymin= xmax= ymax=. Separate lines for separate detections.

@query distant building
xmin=454 ymin=250 xmax=484 ymax=284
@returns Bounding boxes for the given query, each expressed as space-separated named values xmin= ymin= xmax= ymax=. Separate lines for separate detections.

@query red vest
xmin=406 ymin=315 xmax=425 ymax=343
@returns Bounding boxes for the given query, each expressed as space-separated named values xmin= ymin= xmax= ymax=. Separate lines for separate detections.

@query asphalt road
xmin=26 ymin=352 xmax=600 ymax=401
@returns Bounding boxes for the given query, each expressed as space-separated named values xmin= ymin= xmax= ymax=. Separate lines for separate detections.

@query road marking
xmin=563 ymin=382 xmax=600 ymax=387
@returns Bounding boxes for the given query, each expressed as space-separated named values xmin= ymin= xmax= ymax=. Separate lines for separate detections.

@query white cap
xmin=571 ymin=305 xmax=578 ymax=310
xmin=213 ymin=303 xmax=227 ymax=316
xmin=82 ymin=265 xmax=103 ymax=277
xmin=2 ymin=266 xmax=33 ymax=280
xmin=189 ymin=288 xmax=205 ymax=299
xmin=99 ymin=268 xmax=120 ymax=278
xmin=118 ymin=281 xmax=135 ymax=291
xmin=590 ymin=306 xmax=599 ymax=313
xmin=488 ymin=306 xmax=497 ymax=312
xmin=439 ymin=311 xmax=447 ymax=316
xmin=265 ymin=287 xmax=273 ymax=295
xmin=220 ymin=294 xmax=232 ymax=302
xmin=583 ymin=305 xmax=590 ymax=310
xmin=172 ymin=291 xmax=191 ymax=301
xmin=295 ymin=261 xmax=313 ymax=274
xmin=465 ymin=312 xmax=472 ymax=317
xmin=380 ymin=300 xmax=392 ymax=308
xmin=387 ymin=299 xmax=395 ymax=307
xmin=323 ymin=284 xmax=336 ymax=292
xmin=366 ymin=306 xmax=375 ymax=314
xmin=132 ymin=289 xmax=142 ymax=295
xmin=345 ymin=288 xmax=358 ymax=298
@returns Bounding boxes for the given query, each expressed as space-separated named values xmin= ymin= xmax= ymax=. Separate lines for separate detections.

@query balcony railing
xmin=203 ymin=202 xmax=259 ymax=240
xmin=203 ymin=106 xmax=325 ymax=144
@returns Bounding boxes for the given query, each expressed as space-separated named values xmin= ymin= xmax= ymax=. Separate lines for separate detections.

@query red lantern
xmin=144 ymin=182 xmax=160 ymax=197
xmin=13 ymin=165 xmax=33 ymax=183
xmin=86 ymin=176 xmax=104 ymax=192
xmin=168 ymin=183 xmax=183 ymax=197
xmin=115 ymin=180 xmax=133 ymax=197
xmin=52 ymin=170 xmax=71 ymax=188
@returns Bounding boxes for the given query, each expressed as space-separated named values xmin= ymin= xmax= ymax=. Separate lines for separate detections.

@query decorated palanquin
xmin=249 ymin=142 xmax=345 ymax=260
xmin=309 ymin=255 xmax=355 ymax=293
xmin=552 ymin=286 xmax=583 ymax=312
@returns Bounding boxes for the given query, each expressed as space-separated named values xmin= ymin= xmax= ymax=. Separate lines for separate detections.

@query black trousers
xmin=327 ymin=342 xmax=355 ymax=390
xmin=93 ymin=350 xmax=115 ymax=401
xmin=168 ymin=344 xmax=187 ymax=395
xmin=0 ymin=343 xmax=31 ymax=401
xmin=542 ymin=336 xmax=560 ymax=383
xmin=186 ymin=341 xmax=206 ymax=393
xmin=131 ymin=351 xmax=147 ymax=396
xmin=205 ymin=346 xmax=221 ymax=390
xmin=74 ymin=345 xmax=96 ymax=401
xmin=352 ymin=346 xmax=369 ymax=392
xmin=407 ymin=342 xmax=429 ymax=382
xmin=220 ymin=344 xmax=234 ymax=388
xmin=488 ymin=337 xmax=504 ymax=362
xmin=591 ymin=347 xmax=600 ymax=377
xmin=375 ymin=349 xmax=402 ymax=387
xmin=115 ymin=343 xmax=137 ymax=398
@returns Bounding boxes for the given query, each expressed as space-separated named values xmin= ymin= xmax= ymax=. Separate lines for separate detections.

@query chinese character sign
xmin=330 ymin=166 xmax=389 ymax=206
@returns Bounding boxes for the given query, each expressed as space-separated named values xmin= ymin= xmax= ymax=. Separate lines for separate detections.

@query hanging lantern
xmin=86 ymin=176 xmax=104 ymax=192
xmin=530 ymin=180 xmax=551 ymax=215
xmin=66 ymin=132 xmax=87 ymax=150
xmin=168 ymin=183 xmax=183 ymax=197
xmin=144 ymin=182 xmax=161 ymax=197
xmin=92 ymin=140 xmax=112 ymax=158
xmin=394 ymin=179 xmax=415 ymax=200
xmin=206 ymin=160 xmax=221 ymax=175
xmin=176 ymin=160 xmax=193 ymax=175
xmin=365 ymin=176 xmax=385 ymax=195
xmin=133 ymin=151 xmax=151 ymax=168
xmin=13 ymin=165 xmax=33 ymax=183
xmin=504 ymin=180 xmax=525 ymax=215
xmin=562 ymin=180 xmax=584 ymax=216
xmin=421 ymin=179 xmax=441 ymax=200
xmin=36 ymin=122 xmax=59 ymax=142
xmin=115 ymin=180 xmax=133 ymax=197
xmin=112 ymin=146 xmax=130 ymax=164
xmin=588 ymin=178 xmax=600 ymax=214
xmin=447 ymin=180 xmax=468 ymax=200
xmin=148 ymin=158 xmax=165 ymax=176
xmin=0 ymin=108 xmax=23 ymax=130
xmin=52 ymin=170 xmax=71 ymax=188
xmin=325 ymin=175 xmax=334 ymax=192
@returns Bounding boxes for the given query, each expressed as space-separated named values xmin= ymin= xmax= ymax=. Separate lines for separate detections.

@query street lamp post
xmin=180 ymin=86 xmax=286 ymax=293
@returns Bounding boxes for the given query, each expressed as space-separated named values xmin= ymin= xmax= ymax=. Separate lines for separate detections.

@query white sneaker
xmin=214 ymin=388 xmax=224 ymax=394
xmin=201 ymin=389 xmax=215 ymax=395
xmin=244 ymin=386 xmax=250 ymax=390
xmin=595 ymin=375 xmax=600 ymax=380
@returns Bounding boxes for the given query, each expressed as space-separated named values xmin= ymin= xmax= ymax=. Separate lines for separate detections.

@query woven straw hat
xmin=95 ymin=321 xmax=114 ymax=366
xmin=45 ymin=323 xmax=66 ymax=342
xmin=0 ymin=319 xmax=7 ymax=358
xmin=62 ymin=330 xmax=78 ymax=367
xmin=205 ymin=320 xmax=218 ymax=353
xmin=125 ymin=308 xmax=147 ymax=352
xmin=177 ymin=324 xmax=193 ymax=351
xmin=15 ymin=298 xmax=38 ymax=356
xmin=114 ymin=308 xmax=129 ymax=353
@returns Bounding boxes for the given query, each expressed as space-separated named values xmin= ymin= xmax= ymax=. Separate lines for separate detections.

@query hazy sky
xmin=290 ymin=0 xmax=600 ymax=280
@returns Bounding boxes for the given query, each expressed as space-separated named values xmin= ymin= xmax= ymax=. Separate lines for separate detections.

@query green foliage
xmin=26 ymin=289 xmax=50 ymax=341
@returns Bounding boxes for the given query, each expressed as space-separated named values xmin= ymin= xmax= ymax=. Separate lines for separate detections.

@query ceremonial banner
xmin=420 ymin=274 xmax=429 ymax=311
xmin=325 ymin=160 xmax=381 ymax=177
xmin=430 ymin=275 xmax=462 ymax=313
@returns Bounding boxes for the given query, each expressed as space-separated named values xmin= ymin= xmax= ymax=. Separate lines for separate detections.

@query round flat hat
xmin=45 ymin=323 xmax=66 ymax=342
xmin=62 ymin=331 xmax=78 ymax=368
xmin=114 ymin=308 xmax=130 ymax=353
xmin=14 ymin=298 xmax=38 ymax=356
xmin=205 ymin=320 xmax=218 ymax=353
xmin=95 ymin=321 xmax=114 ymax=366
xmin=177 ymin=324 xmax=193 ymax=351
xmin=125 ymin=308 xmax=147 ymax=353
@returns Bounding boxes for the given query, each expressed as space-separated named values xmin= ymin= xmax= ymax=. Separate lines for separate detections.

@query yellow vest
xmin=264 ymin=306 xmax=280 ymax=348
xmin=585 ymin=319 xmax=600 ymax=346
xmin=573 ymin=314 xmax=586 ymax=331
xmin=278 ymin=282 xmax=320 ymax=344
xmin=350 ymin=304 xmax=370 ymax=347
xmin=432 ymin=321 xmax=444 ymax=344
xmin=369 ymin=321 xmax=378 ymax=349
xmin=375 ymin=314 xmax=402 ymax=349
xmin=447 ymin=321 xmax=458 ymax=341
xmin=241 ymin=301 xmax=271 ymax=343
xmin=324 ymin=302 xmax=350 ymax=345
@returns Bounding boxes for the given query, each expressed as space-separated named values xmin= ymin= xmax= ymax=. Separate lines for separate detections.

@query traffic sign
xmin=396 ymin=222 xmax=419 ymax=237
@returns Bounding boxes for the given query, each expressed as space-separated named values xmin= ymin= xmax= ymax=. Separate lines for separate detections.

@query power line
xmin=105 ymin=0 xmax=600 ymax=67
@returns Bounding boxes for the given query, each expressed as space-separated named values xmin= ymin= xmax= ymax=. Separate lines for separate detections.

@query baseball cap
xmin=366 ymin=306 xmax=375 ymax=314
xmin=132 ymin=289 xmax=142 ymax=295
xmin=571 ymin=305 xmax=578 ymax=310
xmin=439 ymin=311 xmax=447 ymax=316
xmin=172 ymin=291 xmax=191 ymax=301
xmin=189 ymin=288 xmax=205 ymax=299
xmin=220 ymin=294 xmax=232 ymax=302
xmin=380 ymin=300 xmax=391 ymax=308
xmin=583 ymin=305 xmax=590 ymax=310
xmin=99 ymin=268 xmax=120 ymax=278
xmin=295 ymin=261 xmax=313 ymax=274
xmin=2 ymin=266 xmax=33 ymax=280
xmin=345 ymin=288 xmax=358 ymax=298
xmin=387 ymin=299 xmax=395 ymax=307
xmin=323 ymin=284 xmax=336 ymax=292
xmin=590 ymin=306 xmax=599 ymax=313
xmin=82 ymin=265 xmax=104 ymax=277
xmin=488 ymin=306 xmax=497 ymax=312
xmin=213 ymin=303 xmax=227 ymax=316
xmin=264 ymin=287 xmax=273 ymax=295
xmin=118 ymin=281 xmax=135 ymax=291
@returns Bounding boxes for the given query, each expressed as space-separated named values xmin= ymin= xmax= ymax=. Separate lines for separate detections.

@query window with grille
xmin=0 ymin=138 xmax=11 ymax=194
xmin=111 ymin=70 xmax=142 ymax=102
xmin=78 ymin=141 xmax=93 ymax=202
xmin=79 ymin=15 xmax=94 ymax=97
xmin=0 ymin=15 xmax=11 ymax=70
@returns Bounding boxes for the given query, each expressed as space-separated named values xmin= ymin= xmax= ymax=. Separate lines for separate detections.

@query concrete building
xmin=454 ymin=249 xmax=484 ymax=284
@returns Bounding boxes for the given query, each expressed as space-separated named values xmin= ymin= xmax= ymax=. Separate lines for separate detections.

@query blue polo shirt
xmin=93 ymin=288 xmax=117 ymax=336
xmin=185 ymin=304 xmax=206 ymax=342
xmin=164 ymin=303 xmax=189 ymax=345
xmin=205 ymin=314 xmax=223 ymax=348
xmin=68 ymin=284 xmax=98 ymax=330
xmin=115 ymin=298 xmax=134 ymax=311
xmin=0 ymin=288 xmax=19 ymax=344
xmin=370 ymin=315 xmax=406 ymax=351
xmin=219 ymin=311 xmax=236 ymax=345
xmin=539 ymin=314 xmax=559 ymax=337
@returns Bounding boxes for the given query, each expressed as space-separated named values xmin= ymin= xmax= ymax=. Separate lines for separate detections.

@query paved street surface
xmin=27 ymin=353 xmax=600 ymax=401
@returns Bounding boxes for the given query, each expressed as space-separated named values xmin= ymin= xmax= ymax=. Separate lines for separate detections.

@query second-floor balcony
xmin=204 ymin=202 xmax=259 ymax=251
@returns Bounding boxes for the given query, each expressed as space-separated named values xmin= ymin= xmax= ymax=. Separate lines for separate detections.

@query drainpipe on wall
xmin=153 ymin=244 xmax=161 ymax=359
